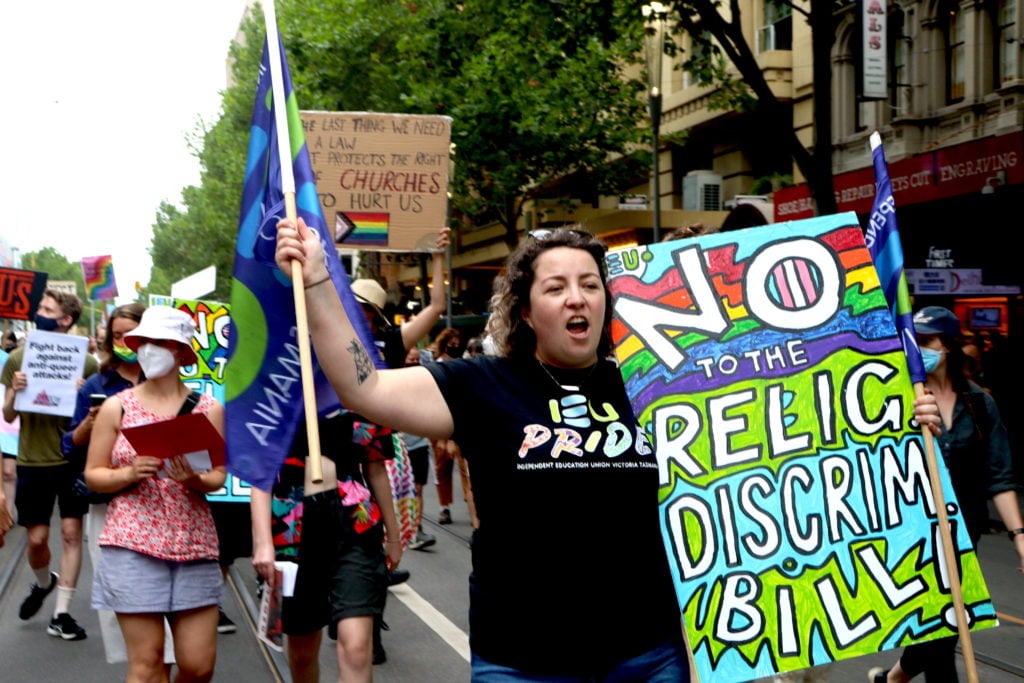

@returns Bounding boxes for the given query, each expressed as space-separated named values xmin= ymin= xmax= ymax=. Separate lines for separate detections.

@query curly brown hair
xmin=487 ymin=229 xmax=612 ymax=361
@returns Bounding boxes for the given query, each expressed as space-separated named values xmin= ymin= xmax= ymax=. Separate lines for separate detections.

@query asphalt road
xmin=2 ymin=489 xmax=1022 ymax=682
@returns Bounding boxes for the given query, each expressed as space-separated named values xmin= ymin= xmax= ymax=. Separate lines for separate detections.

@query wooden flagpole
xmin=914 ymin=382 xmax=978 ymax=682
xmin=264 ymin=1 xmax=323 ymax=484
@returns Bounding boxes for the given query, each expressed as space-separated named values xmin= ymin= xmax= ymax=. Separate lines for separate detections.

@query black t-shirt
xmin=425 ymin=355 xmax=682 ymax=675
xmin=374 ymin=325 xmax=406 ymax=369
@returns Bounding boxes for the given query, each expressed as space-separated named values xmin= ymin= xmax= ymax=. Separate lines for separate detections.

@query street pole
xmin=642 ymin=2 xmax=667 ymax=244
xmin=650 ymin=91 xmax=662 ymax=243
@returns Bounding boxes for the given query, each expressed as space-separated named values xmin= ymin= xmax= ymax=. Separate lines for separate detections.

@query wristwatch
xmin=1008 ymin=528 xmax=1024 ymax=541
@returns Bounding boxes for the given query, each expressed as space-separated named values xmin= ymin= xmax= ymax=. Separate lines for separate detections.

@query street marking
xmin=389 ymin=583 xmax=471 ymax=662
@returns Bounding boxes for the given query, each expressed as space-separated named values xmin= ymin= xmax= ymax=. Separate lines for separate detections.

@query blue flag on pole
xmin=226 ymin=27 xmax=383 ymax=491
xmin=865 ymin=131 xmax=926 ymax=385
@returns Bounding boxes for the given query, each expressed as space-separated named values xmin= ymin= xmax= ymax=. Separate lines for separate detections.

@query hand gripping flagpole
xmin=265 ymin=2 xmax=323 ymax=484
xmin=868 ymin=132 xmax=977 ymax=683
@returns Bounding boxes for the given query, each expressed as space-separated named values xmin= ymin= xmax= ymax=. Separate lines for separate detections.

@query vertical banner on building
xmin=605 ymin=213 xmax=995 ymax=682
xmin=151 ymin=295 xmax=248 ymax=502
xmin=301 ymin=111 xmax=451 ymax=251
xmin=862 ymin=0 xmax=888 ymax=99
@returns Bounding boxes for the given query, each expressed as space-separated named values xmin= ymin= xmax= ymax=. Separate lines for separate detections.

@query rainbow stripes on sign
xmin=80 ymin=254 xmax=118 ymax=301
xmin=336 ymin=211 xmax=389 ymax=247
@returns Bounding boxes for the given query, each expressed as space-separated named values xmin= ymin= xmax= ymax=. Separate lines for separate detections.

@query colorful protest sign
xmin=301 ymin=111 xmax=451 ymax=251
xmin=80 ymin=254 xmax=118 ymax=301
xmin=151 ymin=295 xmax=249 ymax=502
xmin=0 ymin=267 xmax=48 ymax=320
xmin=605 ymin=212 xmax=995 ymax=682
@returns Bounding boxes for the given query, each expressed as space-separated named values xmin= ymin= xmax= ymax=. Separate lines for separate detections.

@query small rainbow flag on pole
xmin=80 ymin=255 xmax=118 ymax=301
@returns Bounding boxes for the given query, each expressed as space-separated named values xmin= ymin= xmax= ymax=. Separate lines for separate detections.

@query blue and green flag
xmin=866 ymin=131 xmax=926 ymax=384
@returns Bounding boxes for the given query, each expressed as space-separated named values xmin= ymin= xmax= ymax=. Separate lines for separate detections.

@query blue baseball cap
xmin=912 ymin=306 xmax=962 ymax=337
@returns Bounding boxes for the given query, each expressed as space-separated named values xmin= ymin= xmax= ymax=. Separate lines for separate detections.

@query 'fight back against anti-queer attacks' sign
xmin=606 ymin=212 xmax=995 ymax=682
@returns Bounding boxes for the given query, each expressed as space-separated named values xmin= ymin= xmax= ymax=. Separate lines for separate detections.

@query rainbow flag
xmin=80 ymin=255 xmax=118 ymax=301
xmin=335 ymin=210 xmax=390 ymax=247
xmin=226 ymin=20 xmax=382 ymax=491
xmin=865 ymin=131 xmax=925 ymax=384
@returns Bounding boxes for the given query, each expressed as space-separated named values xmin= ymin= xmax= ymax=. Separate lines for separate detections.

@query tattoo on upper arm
xmin=348 ymin=339 xmax=375 ymax=384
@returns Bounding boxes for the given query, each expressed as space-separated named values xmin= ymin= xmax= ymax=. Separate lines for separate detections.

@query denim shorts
xmin=470 ymin=640 xmax=690 ymax=683
xmin=92 ymin=546 xmax=222 ymax=614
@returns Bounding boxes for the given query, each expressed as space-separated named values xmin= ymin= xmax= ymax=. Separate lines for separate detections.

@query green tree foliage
xmin=22 ymin=247 xmax=82 ymax=291
xmin=396 ymin=1 xmax=650 ymax=244
xmin=21 ymin=247 xmax=106 ymax=329
xmin=148 ymin=12 xmax=265 ymax=301
xmin=148 ymin=0 xmax=653 ymax=284
xmin=667 ymin=0 xmax=839 ymax=215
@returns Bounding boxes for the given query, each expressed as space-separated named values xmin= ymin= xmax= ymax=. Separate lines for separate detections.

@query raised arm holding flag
xmin=225 ymin=4 xmax=382 ymax=492
xmin=232 ymin=4 xmax=402 ymax=680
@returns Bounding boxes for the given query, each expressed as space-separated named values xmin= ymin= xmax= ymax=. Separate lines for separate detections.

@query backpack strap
xmin=178 ymin=391 xmax=201 ymax=416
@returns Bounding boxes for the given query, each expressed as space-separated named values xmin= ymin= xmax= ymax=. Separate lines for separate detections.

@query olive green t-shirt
xmin=1 ymin=344 xmax=99 ymax=467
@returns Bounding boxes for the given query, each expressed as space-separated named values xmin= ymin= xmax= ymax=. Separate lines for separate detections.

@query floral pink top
xmin=98 ymin=389 xmax=220 ymax=562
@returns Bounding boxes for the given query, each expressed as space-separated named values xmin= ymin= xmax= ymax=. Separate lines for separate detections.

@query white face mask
xmin=137 ymin=343 xmax=179 ymax=379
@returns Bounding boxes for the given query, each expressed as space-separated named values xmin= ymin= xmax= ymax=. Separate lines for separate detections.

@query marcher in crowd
xmin=2 ymin=289 xmax=99 ymax=640
xmin=349 ymin=227 xmax=451 ymax=664
xmin=428 ymin=327 xmax=478 ymax=528
xmin=402 ymin=346 xmax=437 ymax=551
xmin=61 ymin=303 xmax=177 ymax=667
xmin=251 ymin=409 xmax=401 ymax=683
xmin=870 ymin=306 xmax=1024 ymax=683
xmin=85 ymin=306 xmax=226 ymax=683
xmin=276 ymin=219 xmax=691 ymax=680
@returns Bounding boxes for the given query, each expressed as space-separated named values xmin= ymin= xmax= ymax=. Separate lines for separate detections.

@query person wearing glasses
xmin=276 ymin=219 xmax=690 ymax=681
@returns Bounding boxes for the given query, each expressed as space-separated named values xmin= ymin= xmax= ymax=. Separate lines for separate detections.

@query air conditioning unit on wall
xmin=683 ymin=170 xmax=722 ymax=211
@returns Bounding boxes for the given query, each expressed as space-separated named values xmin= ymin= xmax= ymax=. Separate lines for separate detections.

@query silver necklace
xmin=537 ymin=359 xmax=598 ymax=392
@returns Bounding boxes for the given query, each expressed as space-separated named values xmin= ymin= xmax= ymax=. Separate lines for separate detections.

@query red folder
xmin=120 ymin=412 xmax=226 ymax=469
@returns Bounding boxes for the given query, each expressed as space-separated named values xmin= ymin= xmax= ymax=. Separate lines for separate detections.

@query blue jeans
xmin=470 ymin=640 xmax=690 ymax=683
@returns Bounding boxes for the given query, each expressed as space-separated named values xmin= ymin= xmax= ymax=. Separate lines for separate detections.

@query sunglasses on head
xmin=528 ymin=228 xmax=594 ymax=242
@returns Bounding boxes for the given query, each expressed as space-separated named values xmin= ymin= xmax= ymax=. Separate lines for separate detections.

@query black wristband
xmin=1008 ymin=527 xmax=1024 ymax=541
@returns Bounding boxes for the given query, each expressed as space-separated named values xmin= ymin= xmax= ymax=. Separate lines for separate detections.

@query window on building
xmin=683 ymin=30 xmax=711 ymax=89
xmin=889 ymin=7 xmax=910 ymax=117
xmin=998 ymin=0 xmax=1018 ymax=82
xmin=758 ymin=1 xmax=792 ymax=52
xmin=946 ymin=3 xmax=966 ymax=102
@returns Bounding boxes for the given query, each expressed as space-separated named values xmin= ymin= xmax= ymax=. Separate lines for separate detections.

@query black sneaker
xmin=19 ymin=572 xmax=58 ymax=620
xmin=217 ymin=608 xmax=237 ymax=634
xmin=47 ymin=613 xmax=87 ymax=641
xmin=388 ymin=569 xmax=410 ymax=586
xmin=438 ymin=508 xmax=452 ymax=525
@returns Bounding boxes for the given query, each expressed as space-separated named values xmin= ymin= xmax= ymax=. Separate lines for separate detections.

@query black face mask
xmin=446 ymin=343 xmax=461 ymax=356
xmin=33 ymin=313 xmax=61 ymax=332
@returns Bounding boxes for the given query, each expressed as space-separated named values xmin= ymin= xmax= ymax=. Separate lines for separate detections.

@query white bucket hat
xmin=124 ymin=306 xmax=198 ymax=366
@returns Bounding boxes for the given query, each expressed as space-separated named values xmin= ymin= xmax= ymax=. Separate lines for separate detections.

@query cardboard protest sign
xmin=15 ymin=330 xmax=89 ymax=417
xmin=300 ymin=111 xmax=451 ymax=252
xmin=605 ymin=212 xmax=995 ymax=682
xmin=0 ymin=268 xmax=48 ymax=321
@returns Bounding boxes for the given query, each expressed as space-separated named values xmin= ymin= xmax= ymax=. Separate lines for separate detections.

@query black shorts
xmin=16 ymin=463 xmax=88 ymax=526
xmin=409 ymin=445 xmax=430 ymax=487
xmin=281 ymin=488 xmax=388 ymax=635
xmin=210 ymin=501 xmax=253 ymax=566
